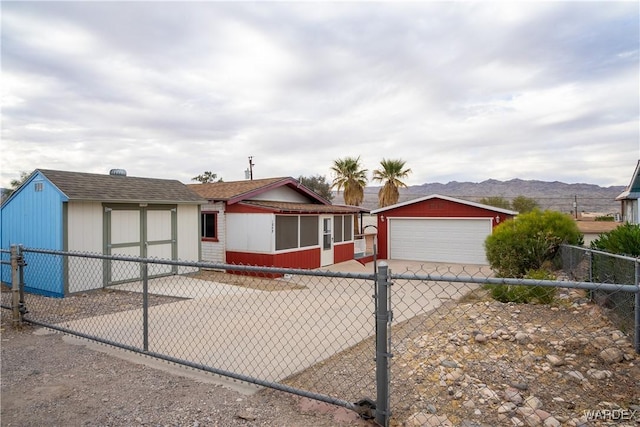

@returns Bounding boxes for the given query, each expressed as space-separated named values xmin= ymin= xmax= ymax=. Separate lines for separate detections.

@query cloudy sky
xmin=1 ymin=1 xmax=638 ymax=189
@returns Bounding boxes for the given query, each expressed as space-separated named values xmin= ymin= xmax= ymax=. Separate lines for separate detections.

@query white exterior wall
xmin=66 ymin=201 xmax=104 ymax=293
xmin=200 ymin=201 xmax=226 ymax=263
xmin=177 ymin=204 xmax=200 ymax=262
xmin=250 ymin=187 xmax=309 ymax=203
xmin=226 ymin=213 xmax=273 ymax=252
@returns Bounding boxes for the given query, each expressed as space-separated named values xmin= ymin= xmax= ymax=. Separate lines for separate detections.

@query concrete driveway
xmin=59 ymin=260 xmax=487 ymax=386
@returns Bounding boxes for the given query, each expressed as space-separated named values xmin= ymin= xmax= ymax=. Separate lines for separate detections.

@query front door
xmin=320 ymin=215 xmax=333 ymax=267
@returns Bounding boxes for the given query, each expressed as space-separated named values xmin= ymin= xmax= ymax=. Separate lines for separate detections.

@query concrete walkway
xmin=58 ymin=259 xmax=487 ymax=390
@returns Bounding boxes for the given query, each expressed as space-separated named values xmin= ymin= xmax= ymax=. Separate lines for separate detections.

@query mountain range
xmin=335 ymin=179 xmax=626 ymax=214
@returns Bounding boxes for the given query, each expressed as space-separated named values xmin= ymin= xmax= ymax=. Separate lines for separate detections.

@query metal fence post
xmin=10 ymin=245 xmax=21 ymax=327
xmin=635 ymin=260 xmax=639 ymax=354
xmin=375 ymin=261 xmax=391 ymax=427
xmin=142 ymin=261 xmax=149 ymax=352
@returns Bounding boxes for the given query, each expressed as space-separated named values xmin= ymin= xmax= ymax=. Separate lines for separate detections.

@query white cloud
xmin=1 ymin=2 xmax=637 ymax=189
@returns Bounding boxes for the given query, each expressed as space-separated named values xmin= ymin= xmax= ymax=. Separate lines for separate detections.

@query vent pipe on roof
xmin=109 ymin=169 xmax=127 ymax=176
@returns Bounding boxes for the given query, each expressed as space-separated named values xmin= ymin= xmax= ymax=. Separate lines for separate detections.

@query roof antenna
xmin=245 ymin=156 xmax=255 ymax=180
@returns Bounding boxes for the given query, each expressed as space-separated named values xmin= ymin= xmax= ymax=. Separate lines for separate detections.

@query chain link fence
xmin=2 ymin=246 xmax=639 ymax=426
xmin=559 ymin=245 xmax=639 ymax=344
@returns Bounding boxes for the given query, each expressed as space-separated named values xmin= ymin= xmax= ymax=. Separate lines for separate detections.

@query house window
xmin=34 ymin=182 xmax=44 ymax=192
xmin=201 ymin=212 xmax=218 ymax=241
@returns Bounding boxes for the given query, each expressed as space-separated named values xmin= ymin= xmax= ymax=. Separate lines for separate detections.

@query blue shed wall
xmin=1 ymin=172 xmax=66 ymax=297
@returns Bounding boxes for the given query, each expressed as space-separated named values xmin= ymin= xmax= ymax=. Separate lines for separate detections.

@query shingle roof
xmin=240 ymin=200 xmax=362 ymax=214
xmin=37 ymin=169 xmax=205 ymax=203
xmin=188 ymin=177 xmax=288 ymax=201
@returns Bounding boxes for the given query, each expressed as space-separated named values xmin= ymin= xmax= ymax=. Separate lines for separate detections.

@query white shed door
xmin=388 ymin=218 xmax=492 ymax=264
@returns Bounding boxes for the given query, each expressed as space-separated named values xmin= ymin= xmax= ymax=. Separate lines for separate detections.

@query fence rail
xmin=2 ymin=245 xmax=639 ymax=426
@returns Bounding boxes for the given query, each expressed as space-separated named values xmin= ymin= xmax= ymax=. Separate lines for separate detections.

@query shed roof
xmin=616 ymin=160 xmax=640 ymax=201
xmin=35 ymin=169 xmax=205 ymax=204
xmin=370 ymin=194 xmax=519 ymax=215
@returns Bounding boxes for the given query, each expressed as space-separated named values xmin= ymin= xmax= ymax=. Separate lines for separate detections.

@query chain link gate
xmin=2 ymin=245 xmax=395 ymax=424
xmin=3 ymin=245 xmax=639 ymax=426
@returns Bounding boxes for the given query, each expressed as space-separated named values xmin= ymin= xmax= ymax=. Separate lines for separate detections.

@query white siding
xmin=67 ymin=202 xmax=104 ymax=293
xmin=227 ymin=213 xmax=272 ymax=252
xmin=67 ymin=201 xmax=104 ymax=252
xmin=177 ymin=204 xmax=201 ymax=271
xmin=200 ymin=202 xmax=226 ymax=263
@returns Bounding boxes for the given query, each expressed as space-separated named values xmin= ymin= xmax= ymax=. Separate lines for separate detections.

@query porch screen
xmin=334 ymin=215 xmax=344 ymax=243
xmin=300 ymin=216 xmax=319 ymax=247
xmin=275 ymin=216 xmax=298 ymax=250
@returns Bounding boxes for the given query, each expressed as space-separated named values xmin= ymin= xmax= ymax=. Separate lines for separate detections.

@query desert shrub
xmin=590 ymin=222 xmax=640 ymax=257
xmin=485 ymin=210 xmax=583 ymax=278
xmin=594 ymin=215 xmax=615 ymax=222
xmin=487 ymin=268 xmax=556 ymax=304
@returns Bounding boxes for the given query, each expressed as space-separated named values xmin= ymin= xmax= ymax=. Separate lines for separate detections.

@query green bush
xmin=485 ymin=210 xmax=583 ymax=278
xmin=487 ymin=269 xmax=557 ymax=304
xmin=590 ymin=222 xmax=640 ymax=257
xmin=594 ymin=215 xmax=615 ymax=222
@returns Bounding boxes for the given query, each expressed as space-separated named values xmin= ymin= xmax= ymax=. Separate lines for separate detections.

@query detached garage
xmin=371 ymin=194 xmax=517 ymax=264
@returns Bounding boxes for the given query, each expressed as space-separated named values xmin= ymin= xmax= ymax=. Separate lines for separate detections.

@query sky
xmin=1 ymin=1 xmax=638 ymax=190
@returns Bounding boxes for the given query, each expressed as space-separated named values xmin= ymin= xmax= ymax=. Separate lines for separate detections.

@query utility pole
xmin=248 ymin=156 xmax=254 ymax=180
xmin=573 ymin=195 xmax=578 ymax=219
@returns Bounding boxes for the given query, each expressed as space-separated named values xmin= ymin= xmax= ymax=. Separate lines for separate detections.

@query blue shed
xmin=1 ymin=169 xmax=205 ymax=297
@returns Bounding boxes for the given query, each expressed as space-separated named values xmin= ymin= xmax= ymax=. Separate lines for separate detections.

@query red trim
xmin=225 ymin=248 xmax=322 ymax=278
xmin=375 ymin=198 xmax=516 ymax=259
xmin=201 ymin=237 xmax=219 ymax=242
xmin=226 ymin=203 xmax=272 ymax=214
xmin=333 ymin=242 xmax=355 ymax=263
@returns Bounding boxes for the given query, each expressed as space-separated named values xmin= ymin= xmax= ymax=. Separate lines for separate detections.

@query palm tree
xmin=372 ymin=159 xmax=412 ymax=208
xmin=330 ymin=156 xmax=368 ymax=232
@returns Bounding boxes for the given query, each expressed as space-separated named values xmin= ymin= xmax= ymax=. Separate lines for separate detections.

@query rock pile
xmin=392 ymin=289 xmax=639 ymax=427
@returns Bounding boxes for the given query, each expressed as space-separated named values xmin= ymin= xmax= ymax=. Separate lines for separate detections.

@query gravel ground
xmin=2 ymin=277 xmax=639 ymax=427
xmin=1 ymin=309 xmax=371 ymax=427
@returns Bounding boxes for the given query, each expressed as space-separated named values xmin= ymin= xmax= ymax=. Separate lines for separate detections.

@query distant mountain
xmin=334 ymin=179 xmax=625 ymax=214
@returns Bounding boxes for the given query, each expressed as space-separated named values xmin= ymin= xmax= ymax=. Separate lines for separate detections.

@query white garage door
xmin=389 ymin=218 xmax=492 ymax=264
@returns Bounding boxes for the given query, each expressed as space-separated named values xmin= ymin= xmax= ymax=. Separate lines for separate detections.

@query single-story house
xmin=371 ymin=194 xmax=518 ymax=264
xmin=575 ymin=220 xmax=620 ymax=246
xmin=188 ymin=177 xmax=364 ymax=270
xmin=616 ymin=160 xmax=640 ymax=224
xmin=0 ymin=169 xmax=205 ymax=297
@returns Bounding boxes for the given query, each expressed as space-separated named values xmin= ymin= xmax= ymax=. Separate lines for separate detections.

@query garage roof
xmin=371 ymin=194 xmax=518 ymax=215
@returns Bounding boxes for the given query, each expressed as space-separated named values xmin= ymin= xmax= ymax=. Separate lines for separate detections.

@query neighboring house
xmin=575 ymin=220 xmax=620 ymax=246
xmin=616 ymin=160 xmax=640 ymax=224
xmin=371 ymin=194 xmax=518 ymax=264
xmin=0 ymin=169 xmax=205 ymax=297
xmin=188 ymin=177 xmax=363 ymax=270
